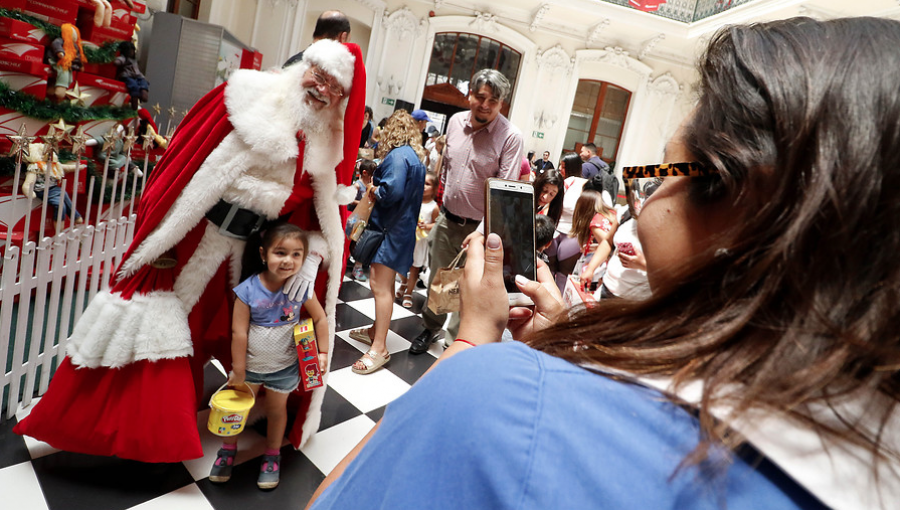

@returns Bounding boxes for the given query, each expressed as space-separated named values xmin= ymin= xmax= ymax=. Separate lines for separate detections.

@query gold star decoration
xmin=101 ymin=126 xmax=120 ymax=154
xmin=49 ymin=119 xmax=74 ymax=143
xmin=122 ymin=126 xmax=137 ymax=153
xmin=6 ymin=123 xmax=35 ymax=157
xmin=40 ymin=126 xmax=63 ymax=159
xmin=66 ymin=83 xmax=91 ymax=107
xmin=70 ymin=126 xmax=89 ymax=155
xmin=140 ymin=130 xmax=155 ymax=151
xmin=167 ymin=106 xmax=177 ymax=118
xmin=152 ymin=103 xmax=161 ymax=116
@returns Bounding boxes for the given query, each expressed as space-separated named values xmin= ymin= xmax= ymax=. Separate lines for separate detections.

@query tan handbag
xmin=427 ymin=249 xmax=465 ymax=315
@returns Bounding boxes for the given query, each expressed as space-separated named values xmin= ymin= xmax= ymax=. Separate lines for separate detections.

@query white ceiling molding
xmin=469 ymin=11 xmax=501 ymax=32
xmin=647 ymin=72 xmax=682 ymax=97
xmin=377 ymin=74 xmax=404 ymax=95
xmin=585 ymin=19 xmax=611 ymax=47
xmin=638 ymin=33 xmax=666 ymax=60
xmin=536 ymin=44 xmax=574 ymax=75
xmin=530 ymin=4 xmax=551 ymax=33
xmin=382 ymin=7 xmax=426 ymax=39
xmin=352 ymin=0 xmax=387 ymax=11
xmin=261 ymin=0 xmax=299 ymax=8
xmin=577 ymin=46 xmax=653 ymax=78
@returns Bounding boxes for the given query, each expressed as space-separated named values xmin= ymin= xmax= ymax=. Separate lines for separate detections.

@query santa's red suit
xmin=14 ymin=40 xmax=366 ymax=463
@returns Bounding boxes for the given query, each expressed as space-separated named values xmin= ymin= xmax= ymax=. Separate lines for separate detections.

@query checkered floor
xmin=0 ymin=271 xmax=445 ymax=510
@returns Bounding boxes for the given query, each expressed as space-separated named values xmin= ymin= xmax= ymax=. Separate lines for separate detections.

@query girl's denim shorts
xmin=245 ymin=360 xmax=300 ymax=393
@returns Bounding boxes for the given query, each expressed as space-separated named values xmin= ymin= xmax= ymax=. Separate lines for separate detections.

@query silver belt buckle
xmin=217 ymin=203 xmax=244 ymax=239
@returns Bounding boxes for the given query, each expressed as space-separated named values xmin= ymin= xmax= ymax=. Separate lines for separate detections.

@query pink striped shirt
xmin=440 ymin=111 xmax=523 ymax=220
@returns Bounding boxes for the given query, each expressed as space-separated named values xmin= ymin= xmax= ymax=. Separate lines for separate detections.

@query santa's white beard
xmin=295 ymin=89 xmax=337 ymax=134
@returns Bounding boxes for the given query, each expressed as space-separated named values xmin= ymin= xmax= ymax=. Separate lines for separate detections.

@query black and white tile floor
xmin=1 ymin=272 xmax=444 ymax=510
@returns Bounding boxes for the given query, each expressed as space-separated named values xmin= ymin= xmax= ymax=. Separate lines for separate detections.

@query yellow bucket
xmin=207 ymin=382 xmax=255 ymax=437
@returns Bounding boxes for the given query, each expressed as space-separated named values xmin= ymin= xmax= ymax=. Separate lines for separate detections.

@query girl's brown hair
xmin=568 ymin=190 xmax=613 ymax=247
xmin=528 ymin=16 xmax=900 ymax=476
xmin=241 ymin=223 xmax=308 ymax=282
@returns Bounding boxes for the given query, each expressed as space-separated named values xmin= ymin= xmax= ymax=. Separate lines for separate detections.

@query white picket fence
xmin=0 ymin=204 xmax=136 ymax=421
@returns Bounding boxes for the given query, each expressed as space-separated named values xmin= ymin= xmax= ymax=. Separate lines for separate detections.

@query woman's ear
xmin=259 ymin=246 xmax=265 ymax=261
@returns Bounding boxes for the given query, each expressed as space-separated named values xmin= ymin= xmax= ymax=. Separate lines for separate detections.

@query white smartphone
xmin=484 ymin=178 xmax=536 ymax=307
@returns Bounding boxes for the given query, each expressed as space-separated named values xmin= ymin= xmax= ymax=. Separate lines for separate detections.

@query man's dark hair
xmin=534 ymin=214 xmax=556 ymax=250
xmin=582 ymin=143 xmax=598 ymax=155
xmin=364 ymin=105 xmax=373 ymax=119
xmin=313 ymin=12 xmax=351 ymax=40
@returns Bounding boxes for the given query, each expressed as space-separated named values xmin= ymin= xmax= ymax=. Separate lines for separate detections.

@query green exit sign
xmin=532 ymin=131 xmax=544 ymax=139
xmin=381 ymin=97 xmax=395 ymax=106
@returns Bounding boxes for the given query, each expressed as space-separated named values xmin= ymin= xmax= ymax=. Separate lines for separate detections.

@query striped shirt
xmin=440 ymin=111 xmax=523 ymax=221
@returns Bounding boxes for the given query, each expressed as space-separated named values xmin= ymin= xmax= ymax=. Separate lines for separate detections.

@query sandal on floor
xmin=349 ymin=327 xmax=374 ymax=346
xmin=351 ymin=350 xmax=390 ymax=374
xmin=402 ymin=293 xmax=414 ymax=308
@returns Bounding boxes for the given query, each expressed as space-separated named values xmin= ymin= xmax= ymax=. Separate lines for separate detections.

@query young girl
xmin=209 ymin=223 xmax=329 ymax=490
xmin=350 ymin=159 xmax=377 ymax=281
xmin=398 ymin=172 xmax=439 ymax=307
xmin=570 ymin=190 xmax=618 ymax=289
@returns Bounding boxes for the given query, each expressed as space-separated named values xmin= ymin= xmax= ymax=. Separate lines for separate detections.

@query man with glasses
xmin=410 ymin=69 xmax=524 ymax=354
xmin=14 ymin=39 xmax=367 ymax=463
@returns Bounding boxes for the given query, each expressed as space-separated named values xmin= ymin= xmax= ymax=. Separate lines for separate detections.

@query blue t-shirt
xmin=311 ymin=342 xmax=825 ymax=510
xmin=233 ymin=275 xmax=306 ymax=327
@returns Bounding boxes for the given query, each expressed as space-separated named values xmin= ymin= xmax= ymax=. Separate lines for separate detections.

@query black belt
xmin=441 ymin=206 xmax=478 ymax=226
xmin=205 ymin=199 xmax=266 ymax=239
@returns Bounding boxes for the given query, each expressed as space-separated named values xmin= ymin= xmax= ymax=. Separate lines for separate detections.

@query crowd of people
xmin=346 ymin=63 xmax=645 ymax=362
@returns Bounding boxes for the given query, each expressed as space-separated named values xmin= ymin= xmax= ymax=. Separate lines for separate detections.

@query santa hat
xmin=303 ymin=39 xmax=356 ymax=93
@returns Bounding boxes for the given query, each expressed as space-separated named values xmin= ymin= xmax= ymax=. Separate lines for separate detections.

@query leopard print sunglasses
xmin=621 ymin=162 xmax=719 ymax=217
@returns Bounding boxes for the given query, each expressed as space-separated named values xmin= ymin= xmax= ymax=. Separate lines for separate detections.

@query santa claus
xmin=14 ymin=39 xmax=366 ymax=463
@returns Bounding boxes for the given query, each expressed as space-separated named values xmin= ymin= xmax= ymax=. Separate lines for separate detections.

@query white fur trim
xmin=291 ymin=118 xmax=347 ymax=447
xmin=120 ymin=133 xmax=249 ymax=277
xmin=174 ymin=222 xmax=244 ymax=311
xmin=68 ymin=291 xmax=192 ymax=368
xmin=302 ymin=39 xmax=355 ymax=92
xmin=306 ymin=232 xmax=329 ymax=265
xmin=335 ymin=184 xmax=357 ymax=206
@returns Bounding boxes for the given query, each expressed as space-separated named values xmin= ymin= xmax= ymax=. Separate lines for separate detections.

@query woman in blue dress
xmin=350 ymin=110 xmax=426 ymax=374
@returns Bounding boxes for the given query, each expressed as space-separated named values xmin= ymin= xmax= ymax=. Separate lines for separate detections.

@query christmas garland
xmin=0 ymin=81 xmax=136 ymax=122
xmin=0 ymin=9 xmax=126 ymax=64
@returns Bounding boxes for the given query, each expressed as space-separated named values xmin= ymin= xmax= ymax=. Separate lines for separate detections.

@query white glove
xmin=284 ymin=252 xmax=322 ymax=301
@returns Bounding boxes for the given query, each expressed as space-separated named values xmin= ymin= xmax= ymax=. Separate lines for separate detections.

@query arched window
xmin=422 ymin=32 xmax=521 ymax=119
xmin=564 ymin=80 xmax=631 ymax=163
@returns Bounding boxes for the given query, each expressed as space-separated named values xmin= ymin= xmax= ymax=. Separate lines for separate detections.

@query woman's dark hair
xmin=532 ymin=169 xmax=564 ymax=225
xmin=528 ymin=16 xmax=900 ymax=476
xmin=559 ymin=153 xmax=582 ymax=179
xmin=241 ymin=223 xmax=309 ymax=282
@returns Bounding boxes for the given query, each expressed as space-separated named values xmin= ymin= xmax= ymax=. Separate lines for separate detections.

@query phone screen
xmin=488 ymin=186 xmax=536 ymax=295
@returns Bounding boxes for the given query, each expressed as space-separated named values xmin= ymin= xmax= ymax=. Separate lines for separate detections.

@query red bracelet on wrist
xmin=453 ymin=339 xmax=476 ymax=347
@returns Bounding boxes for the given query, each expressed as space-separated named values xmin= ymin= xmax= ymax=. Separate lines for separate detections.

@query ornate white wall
xmin=198 ymin=0 xmax=711 ymax=174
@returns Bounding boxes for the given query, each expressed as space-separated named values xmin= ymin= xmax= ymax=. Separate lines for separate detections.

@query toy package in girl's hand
xmin=293 ymin=319 xmax=323 ymax=391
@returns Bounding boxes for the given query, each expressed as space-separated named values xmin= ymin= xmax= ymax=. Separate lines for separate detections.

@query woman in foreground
xmin=307 ymin=17 xmax=900 ymax=509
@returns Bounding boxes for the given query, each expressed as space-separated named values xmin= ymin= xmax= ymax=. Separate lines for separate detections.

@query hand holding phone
xmin=485 ymin=178 xmax=536 ymax=306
